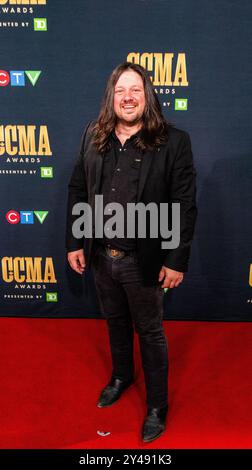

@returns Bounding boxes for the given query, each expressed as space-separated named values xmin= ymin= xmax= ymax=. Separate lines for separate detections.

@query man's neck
xmin=115 ymin=121 xmax=142 ymax=139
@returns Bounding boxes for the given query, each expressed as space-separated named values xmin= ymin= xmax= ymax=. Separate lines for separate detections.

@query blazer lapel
xmin=95 ymin=155 xmax=102 ymax=194
xmin=95 ymin=150 xmax=110 ymax=194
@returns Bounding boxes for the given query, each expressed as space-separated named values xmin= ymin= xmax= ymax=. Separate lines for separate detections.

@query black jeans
xmin=91 ymin=243 xmax=168 ymax=408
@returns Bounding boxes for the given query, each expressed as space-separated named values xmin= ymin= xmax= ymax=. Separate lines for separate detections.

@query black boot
xmin=142 ymin=405 xmax=168 ymax=443
xmin=97 ymin=377 xmax=133 ymax=408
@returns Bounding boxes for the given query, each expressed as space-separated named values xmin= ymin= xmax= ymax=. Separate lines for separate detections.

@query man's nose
xmin=122 ymin=90 xmax=134 ymax=101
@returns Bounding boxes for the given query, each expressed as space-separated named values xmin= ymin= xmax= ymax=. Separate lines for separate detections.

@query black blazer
xmin=66 ymin=121 xmax=197 ymax=286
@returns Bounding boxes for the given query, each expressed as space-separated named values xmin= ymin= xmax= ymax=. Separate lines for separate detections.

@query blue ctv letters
xmin=20 ymin=211 xmax=34 ymax=224
xmin=11 ymin=71 xmax=25 ymax=86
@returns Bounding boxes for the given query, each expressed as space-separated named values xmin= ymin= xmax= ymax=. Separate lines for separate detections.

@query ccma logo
xmin=0 ymin=70 xmax=41 ymax=87
xmin=6 ymin=210 xmax=48 ymax=224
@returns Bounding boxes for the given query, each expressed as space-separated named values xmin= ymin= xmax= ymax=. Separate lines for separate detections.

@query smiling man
xmin=66 ymin=61 xmax=197 ymax=443
xmin=113 ymin=68 xmax=145 ymax=129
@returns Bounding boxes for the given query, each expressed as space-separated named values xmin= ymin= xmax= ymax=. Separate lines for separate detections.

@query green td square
xmin=175 ymin=98 xmax=188 ymax=111
xmin=34 ymin=18 xmax=47 ymax=31
xmin=41 ymin=167 xmax=53 ymax=178
xmin=46 ymin=292 xmax=58 ymax=302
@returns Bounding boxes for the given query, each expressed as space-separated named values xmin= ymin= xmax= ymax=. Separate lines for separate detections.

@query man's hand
xmin=158 ymin=266 xmax=184 ymax=288
xmin=67 ymin=249 xmax=86 ymax=275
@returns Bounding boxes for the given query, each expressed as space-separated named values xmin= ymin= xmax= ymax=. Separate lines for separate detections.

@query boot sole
xmin=96 ymin=382 xmax=133 ymax=408
xmin=142 ymin=428 xmax=165 ymax=443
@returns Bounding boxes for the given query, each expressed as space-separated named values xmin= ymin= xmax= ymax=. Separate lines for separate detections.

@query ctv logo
xmin=0 ymin=70 xmax=41 ymax=87
xmin=6 ymin=210 xmax=48 ymax=224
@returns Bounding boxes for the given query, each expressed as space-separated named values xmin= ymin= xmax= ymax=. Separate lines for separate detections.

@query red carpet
xmin=0 ymin=318 xmax=251 ymax=449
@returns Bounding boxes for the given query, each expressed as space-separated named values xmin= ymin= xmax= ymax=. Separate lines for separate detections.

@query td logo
xmin=34 ymin=18 xmax=47 ymax=31
xmin=6 ymin=210 xmax=48 ymax=224
xmin=175 ymin=98 xmax=188 ymax=111
xmin=41 ymin=167 xmax=53 ymax=178
xmin=46 ymin=292 xmax=58 ymax=302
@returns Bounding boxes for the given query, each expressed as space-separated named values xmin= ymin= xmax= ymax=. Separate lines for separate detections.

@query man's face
xmin=113 ymin=70 xmax=146 ymax=125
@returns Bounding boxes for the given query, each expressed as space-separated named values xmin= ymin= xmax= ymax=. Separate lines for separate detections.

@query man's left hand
xmin=158 ymin=266 xmax=184 ymax=288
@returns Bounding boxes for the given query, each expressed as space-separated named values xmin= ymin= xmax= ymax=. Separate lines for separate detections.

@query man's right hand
xmin=67 ymin=249 xmax=86 ymax=275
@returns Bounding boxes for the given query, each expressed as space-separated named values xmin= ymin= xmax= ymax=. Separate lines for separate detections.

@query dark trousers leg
xmin=91 ymin=245 xmax=168 ymax=408
xmin=124 ymin=282 xmax=168 ymax=408
xmin=91 ymin=248 xmax=134 ymax=382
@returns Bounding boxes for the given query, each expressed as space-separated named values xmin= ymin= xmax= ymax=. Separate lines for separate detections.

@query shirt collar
xmin=110 ymin=128 xmax=142 ymax=143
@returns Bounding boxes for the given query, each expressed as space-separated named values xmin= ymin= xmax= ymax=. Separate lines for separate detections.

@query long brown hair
xmin=91 ymin=61 xmax=175 ymax=154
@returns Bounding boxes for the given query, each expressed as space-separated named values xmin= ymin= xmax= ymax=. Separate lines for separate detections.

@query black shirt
xmin=97 ymin=128 xmax=143 ymax=251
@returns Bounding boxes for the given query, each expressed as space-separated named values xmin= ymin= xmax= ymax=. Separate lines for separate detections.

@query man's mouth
xmin=122 ymin=104 xmax=136 ymax=109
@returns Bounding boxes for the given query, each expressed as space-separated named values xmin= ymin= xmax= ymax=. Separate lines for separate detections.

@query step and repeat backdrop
xmin=0 ymin=0 xmax=251 ymax=320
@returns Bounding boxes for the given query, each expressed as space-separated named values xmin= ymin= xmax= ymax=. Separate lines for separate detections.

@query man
xmin=66 ymin=62 xmax=197 ymax=443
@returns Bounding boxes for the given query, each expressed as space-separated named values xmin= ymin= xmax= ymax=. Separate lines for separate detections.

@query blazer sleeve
xmin=163 ymin=131 xmax=197 ymax=272
xmin=65 ymin=121 xmax=92 ymax=252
